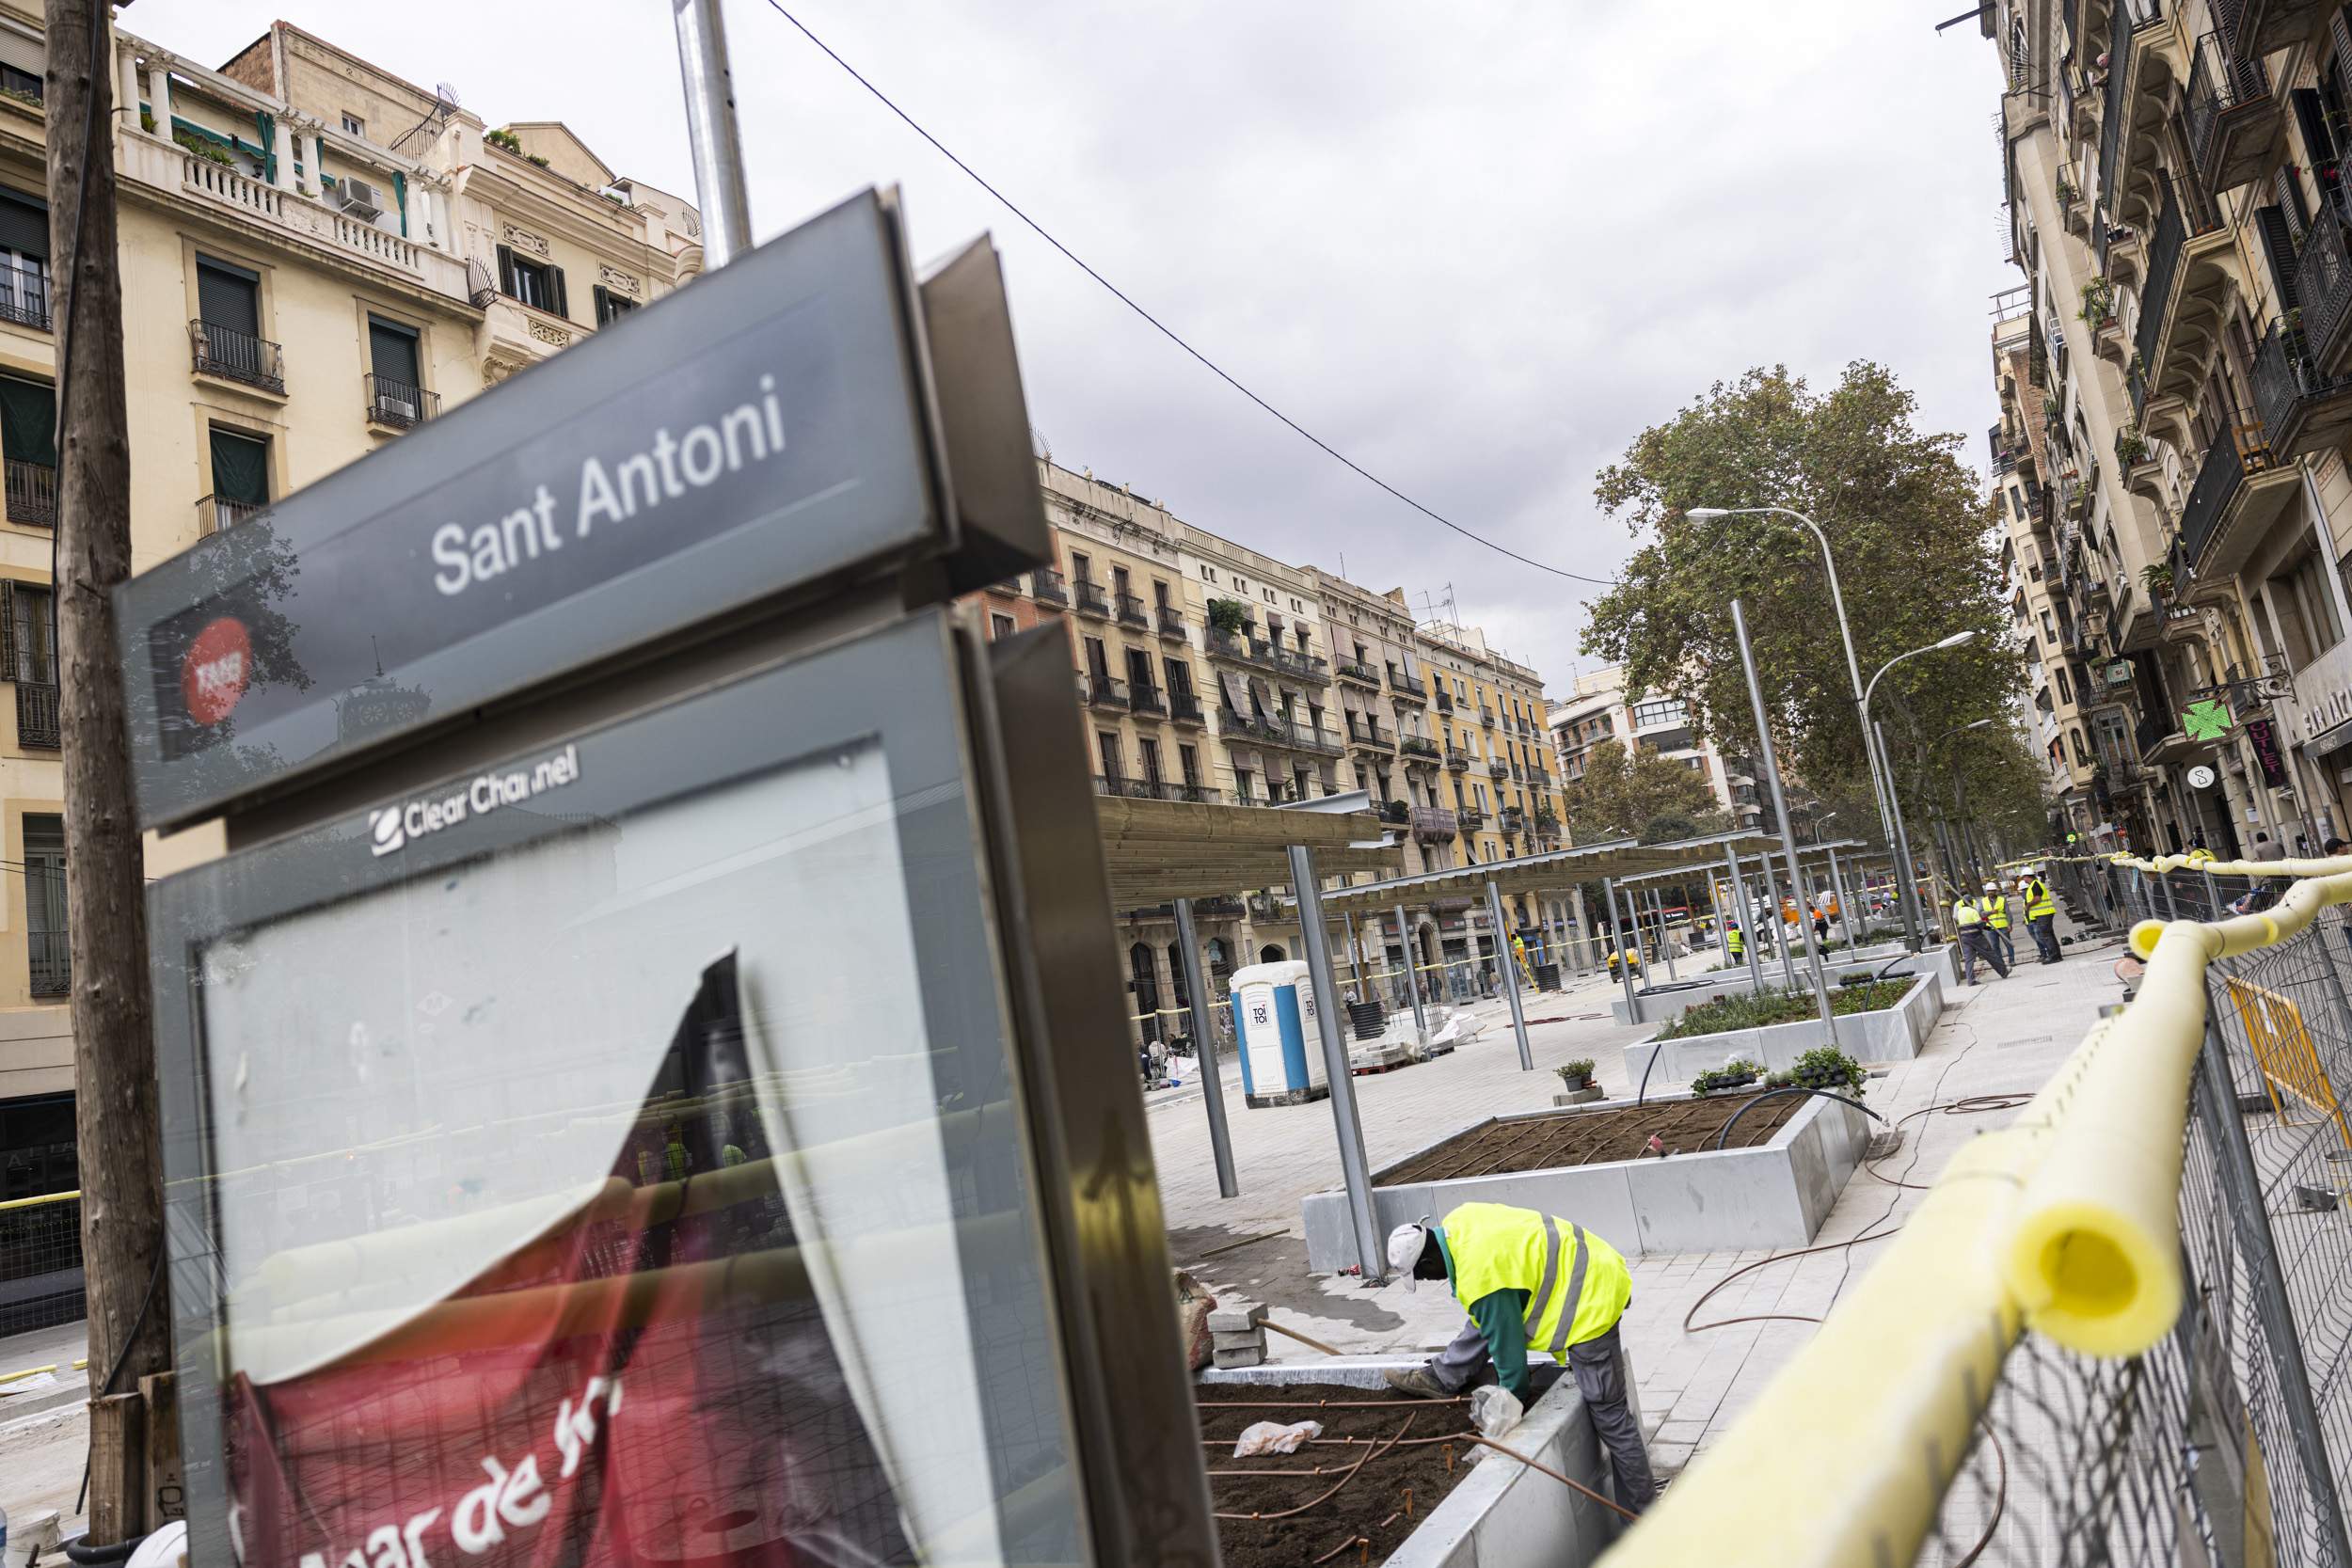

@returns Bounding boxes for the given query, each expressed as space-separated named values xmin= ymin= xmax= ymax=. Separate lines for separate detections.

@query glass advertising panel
xmin=154 ymin=615 xmax=1082 ymax=1568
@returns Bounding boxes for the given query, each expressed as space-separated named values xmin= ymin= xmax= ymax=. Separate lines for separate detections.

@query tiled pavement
xmin=1157 ymin=912 xmax=2128 ymax=1474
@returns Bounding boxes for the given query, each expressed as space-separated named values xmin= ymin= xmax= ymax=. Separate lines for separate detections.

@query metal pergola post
xmin=1394 ymin=901 xmax=1427 ymax=1039
xmin=1826 ymin=843 xmax=1850 ymax=946
xmin=1763 ymin=848 xmax=1797 ymax=988
xmin=1290 ymin=844 xmax=1384 ymax=1280
xmin=1726 ymin=847 xmax=1764 ymax=990
xmin=1173 ymin=897 xmax=1238 ymax=1199
xmin=1604 ymin=876 xmax=1639 ymax=1017
xmin=1342 ymin=910 xmax=1362 ymax=1001
xmin=1652 ymin=888 xmax=1679 ymax=980
xmin=1486 ymin=878 xmax=1534 ymax=1070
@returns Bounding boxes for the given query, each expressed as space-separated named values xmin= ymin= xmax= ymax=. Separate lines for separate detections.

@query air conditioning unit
xmin=337 ymin=178 xmax=383 ymax=219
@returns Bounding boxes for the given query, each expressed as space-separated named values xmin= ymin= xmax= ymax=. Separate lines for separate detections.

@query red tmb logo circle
xmin=182 ymin=616 xmax=253 ymax=726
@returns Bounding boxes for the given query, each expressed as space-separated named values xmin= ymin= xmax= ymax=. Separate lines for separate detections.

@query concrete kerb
xmin=1300 ymin=1087 xmax=1870 ymax=1267
xmin=1199 ymin=1356 xmax=1629 ymax=1564
xmin=1618 ymin=968 xmax=1944 ymax=1089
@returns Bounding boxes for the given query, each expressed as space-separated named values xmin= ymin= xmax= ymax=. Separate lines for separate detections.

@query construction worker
xmin=1979 ymin=879 xmax=2015 ymax=968
xmin=2023 ymin=869 xmax=2061 ymax=963
xmin=1382 ymin=1204 xmax=1656 ymax=1513
xmin=1950 ymin=890 xmax=2008 ymax=983
xmin=1725 ymin=914 xmax=1745 ymax=965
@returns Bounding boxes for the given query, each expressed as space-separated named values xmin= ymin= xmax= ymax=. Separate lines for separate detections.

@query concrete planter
xmin=1820 ymin=941 xmax=1959 ymax=991
xmin=1619 ymin=970 xmax=1943 ymax=1090
xmin=1201 ymin=1357 xmax=1630 ymax=1564
xmin=1302 ymin=1087 xmax=1871 ymax=1267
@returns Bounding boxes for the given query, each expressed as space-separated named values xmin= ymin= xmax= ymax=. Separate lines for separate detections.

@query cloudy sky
xmin=137 ymin=0 xmax=2010 ymax=690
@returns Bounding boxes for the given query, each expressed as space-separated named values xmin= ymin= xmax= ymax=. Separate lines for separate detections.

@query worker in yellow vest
xmin=2023 ymin=871 xmax=2061 ymax=963
xmin=1950 ymin=893 xmax=2008 ymax=984
xmin=1382 ymin=1203 xmax=1656 ymax=1513
xmin=1979 ymin=880 xmax=2015 ymax=968
xmin=1725 ymin=917 xmax=1745 ymax=964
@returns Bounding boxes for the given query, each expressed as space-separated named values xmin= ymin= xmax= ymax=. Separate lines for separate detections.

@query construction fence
xmin=1605 ymin=852 xmax=2352 ymax=1566
xmin=0 ymin=1188 xmax=85 ymax=1336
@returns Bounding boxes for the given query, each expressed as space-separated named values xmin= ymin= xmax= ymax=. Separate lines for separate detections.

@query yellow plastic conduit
xmin=1599 ymin=863 xmax=2352 ymax=1566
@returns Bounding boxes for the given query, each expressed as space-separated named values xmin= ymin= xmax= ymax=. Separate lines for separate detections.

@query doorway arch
xmin=1258 ymin=943 xmax=1287 ymax=964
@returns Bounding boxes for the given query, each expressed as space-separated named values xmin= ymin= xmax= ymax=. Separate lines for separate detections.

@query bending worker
xmin=1950 ymin=888 xmax=2008 ymax=983
xmin=1381 ymin=1203 xmax=1658 ymax=1513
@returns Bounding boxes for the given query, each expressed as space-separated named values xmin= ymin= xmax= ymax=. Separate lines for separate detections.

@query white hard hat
xmin=1387 ymin=1221 xmax=1430 ymax=1289
xmin=1983 ymin=881 xmax=1997 ymax=893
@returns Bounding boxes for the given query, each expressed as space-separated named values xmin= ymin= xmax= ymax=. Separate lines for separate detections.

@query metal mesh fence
xmin=0 ymin=1190 xmax=85 ymax=1335
xmin=1913 ymin=892 xmax=2352 ymax=1565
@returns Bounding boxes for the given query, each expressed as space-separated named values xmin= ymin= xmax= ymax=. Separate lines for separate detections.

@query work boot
xmin=1383 ymin=1366 xmax=1451 ymax=1400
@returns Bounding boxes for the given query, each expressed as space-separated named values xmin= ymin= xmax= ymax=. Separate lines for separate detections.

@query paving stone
xmin=1212 ymin=1345 xmax=1264 ymax=1369
xmin=1205 ymin=1302 xmax=1267 ymax=1333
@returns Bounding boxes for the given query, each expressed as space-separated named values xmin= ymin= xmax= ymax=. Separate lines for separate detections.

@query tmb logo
xmin=181 ymin=616 xmax=253 ymax=727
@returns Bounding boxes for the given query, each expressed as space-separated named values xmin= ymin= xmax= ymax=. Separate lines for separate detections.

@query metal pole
xmin=1394 ymin=902 xmax=1427 ymax=1040
xmin=1734 ymin=598 xmax=1838 ymax=1041
xmin=2201 ymin=866 xmax=2223 ymax=924
xmin=2194 ymin=1013 xmax=2352 ymax=1564
xmin=1653 ymin=888 xmax=1680 ymax=980
xmin=1288 ymin=845 xmax=1384 ymax=1281
xmin=1343 ymin=910 xmax=1361 ymax=1001
xmin=671 ymin=0 xmax=755 ymax=267
xmin=1172 ymin=897 xmax=1238 ymax=1199
xmin=1604 ymin=876 xmax=1639 ymax=1018
xmin=1764 ymin=849 xmax=1798 ymax=989
xmin=1826 ymin=844 xmax=1850 ymax=947
xmin=1879 ymin=719 xmax=1928 ymax=952
xmin=1486 ymin=879 xmax=1534 ymax=1071
xmin=2158 ymin=866 xmax=2181 ymax=921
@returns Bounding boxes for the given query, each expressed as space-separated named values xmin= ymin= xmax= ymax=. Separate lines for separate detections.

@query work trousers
xmin=2029 ymin=912 xmax=2061 ymax=962
xmin=1984 ymin=924 xmax=2014 ymax=967
xmin=1958 ymin=927 xmax=2008 ymax=982
xmin=1426 ymin=1318 xmax=1659 ymax=1513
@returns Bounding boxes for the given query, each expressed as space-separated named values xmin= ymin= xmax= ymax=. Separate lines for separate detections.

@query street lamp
xmin=1861 ymin=630 xmax=1979 ymax=944
xmin=1684 ymin=505 xmax=1904 ymax=885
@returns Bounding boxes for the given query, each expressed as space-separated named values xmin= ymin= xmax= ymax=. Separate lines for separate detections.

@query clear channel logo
xmin=367 ymin=743 xmax=582 ymax=858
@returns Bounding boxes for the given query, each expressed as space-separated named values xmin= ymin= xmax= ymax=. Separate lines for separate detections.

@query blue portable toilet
xmin=1230 ymin=959 xmax=1329 ymax=1107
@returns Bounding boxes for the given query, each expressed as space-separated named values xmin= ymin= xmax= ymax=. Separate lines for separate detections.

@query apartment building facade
xmin=1547 ymin=664 xmax=1764 ymax=834
xmin=0 ymin=7 xmax=700 ymax=1187
xmin=1990 ymin=0 xmax=2352 ymax=856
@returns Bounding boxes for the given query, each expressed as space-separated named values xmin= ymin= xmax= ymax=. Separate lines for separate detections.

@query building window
xmin=592 ymin=285 xmax=639 ymax=326
xmin=1096 ymin=731 xmax=1123 ymax=782
xmin=495 ymin=244 xmax=568 ymax=317
xmin=365 ymin=314 xmax=431 ymax=426
xmin=1179 ymin=744 xmax=1201 ymax=785
xmin=206 ymin=427 xmax=271 ymax=531
xmin=990 ymin=612 xmax=1015 ymax=641
xmin=24 ymin=812 xmax=64 ymax=998
xmin=342 ymin=112 xmax=366 ymax=137
xmin=1632 ymin=698 xmax=1686 ymax=727
xmin=194 ymin=255 xmax=280 ymax=391
xmin=0 ymin=373 xmax=53 ymax=526
xmin=0 ymin=186 xmax=49 ymax=331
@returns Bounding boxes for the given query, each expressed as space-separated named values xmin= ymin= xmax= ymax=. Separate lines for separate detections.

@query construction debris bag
xmin=1468 ymin=1386 xmax=1522 ymax=1437
xmin=1232 ymin=1419 xmax=1324 ymax=1457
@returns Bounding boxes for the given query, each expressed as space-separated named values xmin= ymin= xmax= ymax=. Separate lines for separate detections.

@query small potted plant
xmin=1789 ymin=1045 xmax=1866 ymax=1095
xmin=1691 ymin=1058 xmax=1762 ymax=1096
xmin=1556 ymin=1058 xmax=1596 ymax=1091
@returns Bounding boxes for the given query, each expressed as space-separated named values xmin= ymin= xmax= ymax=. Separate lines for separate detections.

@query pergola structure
xmin=1093 ymin=792 xmax=1401 ymax=908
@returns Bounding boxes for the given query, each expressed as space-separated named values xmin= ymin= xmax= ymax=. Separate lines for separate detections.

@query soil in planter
xmin=1199 ymin=1382 xmax=1486 ymax=1568
xmin=1654 ymin=979 xmax=1911 ymax=1041
xmin=1378 ymin=1094 xmax=1807 ymax=1184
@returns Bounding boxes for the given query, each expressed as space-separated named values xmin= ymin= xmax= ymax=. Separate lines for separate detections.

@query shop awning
xmin=1095 ymin=794 xmax=1403 ymax=907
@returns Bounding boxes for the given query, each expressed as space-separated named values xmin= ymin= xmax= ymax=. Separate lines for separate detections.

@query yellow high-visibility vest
xmin=1983 ymin=897 xmax=2010 ymax=929
xmin=2026 ymin=878 xmax=2056 ymax=918
xmin=1727 ymin=924 xmax=1745 ymax=956
xmin=1442 ymin=1201 xmax=1631 ymax=1356
xmin=1952 ymin=898 xmax=1983 ymax=927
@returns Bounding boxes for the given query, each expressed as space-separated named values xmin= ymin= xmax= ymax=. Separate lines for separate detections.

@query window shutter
xmin=208 ymin=428 xmax=270 ymax=506
xmin=0 ymin=189 xmax=43 ymax=260
xmin=2258 ymin=206 xmax=2304 ymax=313
xmin=592 ymin=284 xmax=608 ymax=324
xmin=496 ymin=244 xmax=516 ymax=297
xmin=548 ymin=264 xmax=568 ymax=320
xmin=367 ymin=317 xmax=420 ymax=387
xmin=1 ymin=580 xmax=18 ymax=683
xmin=0 ymin=375 xmax=52 ymax=467
xmin=195 ymin=261 xmax=259 ymax=336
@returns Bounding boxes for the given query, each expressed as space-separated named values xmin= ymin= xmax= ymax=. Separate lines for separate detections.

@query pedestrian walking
xmin=2023 ymin=871 xmax=2061 ymax=962
xmin=1979 ymin=880 xmax=2015 ymax=969
xmin=1384 ymin=1205 xmax=1657 ymax=1513
xmin=2247 ymin=830 xmax=2292 ymax=912
xmin=1951 ymin=891 xmax=2008 ymax=983
xmin=1811 ymin=904 xmax=1829 ymax=945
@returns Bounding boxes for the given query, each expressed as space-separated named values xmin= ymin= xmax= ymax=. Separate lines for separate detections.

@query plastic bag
xmin=1232 ymin=1419 xmax=1324 ymax=1457
xmin=1468 ymin=1385 xmax=1523 ymax=1438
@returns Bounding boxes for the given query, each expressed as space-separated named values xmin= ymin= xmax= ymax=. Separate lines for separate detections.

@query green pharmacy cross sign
xmin=2182 ymin=699 xmax=2234 ymax=742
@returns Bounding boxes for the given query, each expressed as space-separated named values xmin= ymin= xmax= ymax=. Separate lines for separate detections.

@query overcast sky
xmin=135 ymin=0 xmax=2010 ymax=692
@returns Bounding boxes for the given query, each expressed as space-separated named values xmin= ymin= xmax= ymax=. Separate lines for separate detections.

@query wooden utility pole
xmin=47 ymin=0 xmax=170 ymax=1523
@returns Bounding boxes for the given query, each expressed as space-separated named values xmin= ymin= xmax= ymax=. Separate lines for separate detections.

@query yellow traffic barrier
xmin=1597 ymin=861 xmax=2352 ymax=1566
xmin=2225 ymin=976 xmax=2352 ymax=1152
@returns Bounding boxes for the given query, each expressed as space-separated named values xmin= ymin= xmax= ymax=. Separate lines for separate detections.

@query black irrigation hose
xmin=62 ymin=1534 xmax=145 ymax=1565
xmin=1634 ymin=1032 xmax=1666 ymax=1108
xmin=1712 ymin=1086 xmax=1885 ymax=1151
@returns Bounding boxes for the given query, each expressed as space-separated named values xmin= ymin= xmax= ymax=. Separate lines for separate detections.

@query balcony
xmin=2133 ymin=177 xmax=2234 ymax=417
xmin=1154 ymin=605 xmax=1186 ymax=640
xmin=1078 ymin=672 xmax=1129 ymax=711
xmin=1205 ymin=628 xmax=1268 ymax=668
xmin=1247 ymin=892 xmax=1289 ymax=923
xmin=1501 ymin=806 xmax=1525 ymax=834
xmin=27 ymin=928 xmax=66 ymax=999
xmin=1191 ymin=894 xmax=1245 ymax=917
xmin=16 ymin=680 xmax=56 ymax=749
xmin=1476 ymin=706 xmax=1496 ymax=727
xmin=1444 ymin=745 xmax=1470 ymax=771
xmin=198 ymin=494 xmax=262 ymax=533
xmin=0 ymin=258 xmax=48 ymax=332
xmin=1129 ymin=684 xmax=1167 ymax=720
xmin=2251 ymin=323 xmax=2352 ymax=460
xmin=2177 ymin=427 xmax=2298 ymax=578
xmin=2296 ymin=204 xmax=2352 ymax=382
xmin=1093 ymin=775 xmax=1222 ymax=804
xmin=1534 ymin=810 xmax=1560 ymax=836
xmin=1487 ymin=757 xmax=1509 ymax=779
xmin=1388 ymin=671 xmax=1426 ymax=705
xmin=2185 ymin=32 xmax=2277 ymax=194
xmin=1336 ymin=658 xmax=1382 ymax=688
xmin=1030 ymin=566 xmax=1068 ymax=605
xmin=2096 ymin=0 xmax=2170 ymax=212
xmin=1345 ymin=714 xmax=1391 ymax=749
xmin=1072 ymin=578 xmax=1110 ymax=617
xmin=1115 ymin=592 xmax=1150 ymax=629
xmin=1435 ymin=690 xmax=1455 ymax=713
xmin=1399 ymin=735 xmax=1440 ymax=762
xmin=1409 ymin=805 xmax=1459 ymax=844
xmin=1169 ymin=690 xmax=1206 ymax=725
xmin=2232 ymin=0 xmax=2327 ymax=59
xmin=191 ymin=319 xmax=285 ymax=394
xmin=1218 ymin=709 xmax=1342 ymax=755
xmin=4 ymin=459 xmax=53 ymax=528
xmin=1377 ymin=800 xmax=1409 ymax=825
xmin=1270 ymin=645 xmax=1329 ymax=682
xmin=365 ymin=373 xmax=441 ymax=430
xmin=1456 ymin=806 xmax=1487 ymax=832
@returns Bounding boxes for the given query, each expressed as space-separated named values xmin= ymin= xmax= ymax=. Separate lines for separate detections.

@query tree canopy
xmin=1580 ymin=362 xmax=2033 ymax=850
xmin=1561 ymin=738 xmax=1724 ymax=844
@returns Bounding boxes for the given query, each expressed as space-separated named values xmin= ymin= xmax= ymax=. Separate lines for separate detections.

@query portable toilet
xmin=1229 ymin=959 xmax=1329 ymax=1107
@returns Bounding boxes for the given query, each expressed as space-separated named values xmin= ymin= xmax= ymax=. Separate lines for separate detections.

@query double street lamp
xmin=1863 ymin=631 xmax=1979 ymax=943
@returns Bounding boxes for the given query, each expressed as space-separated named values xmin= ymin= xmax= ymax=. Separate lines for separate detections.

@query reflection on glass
xmin=196 ymin=744 xmax=1073 ymax=1565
